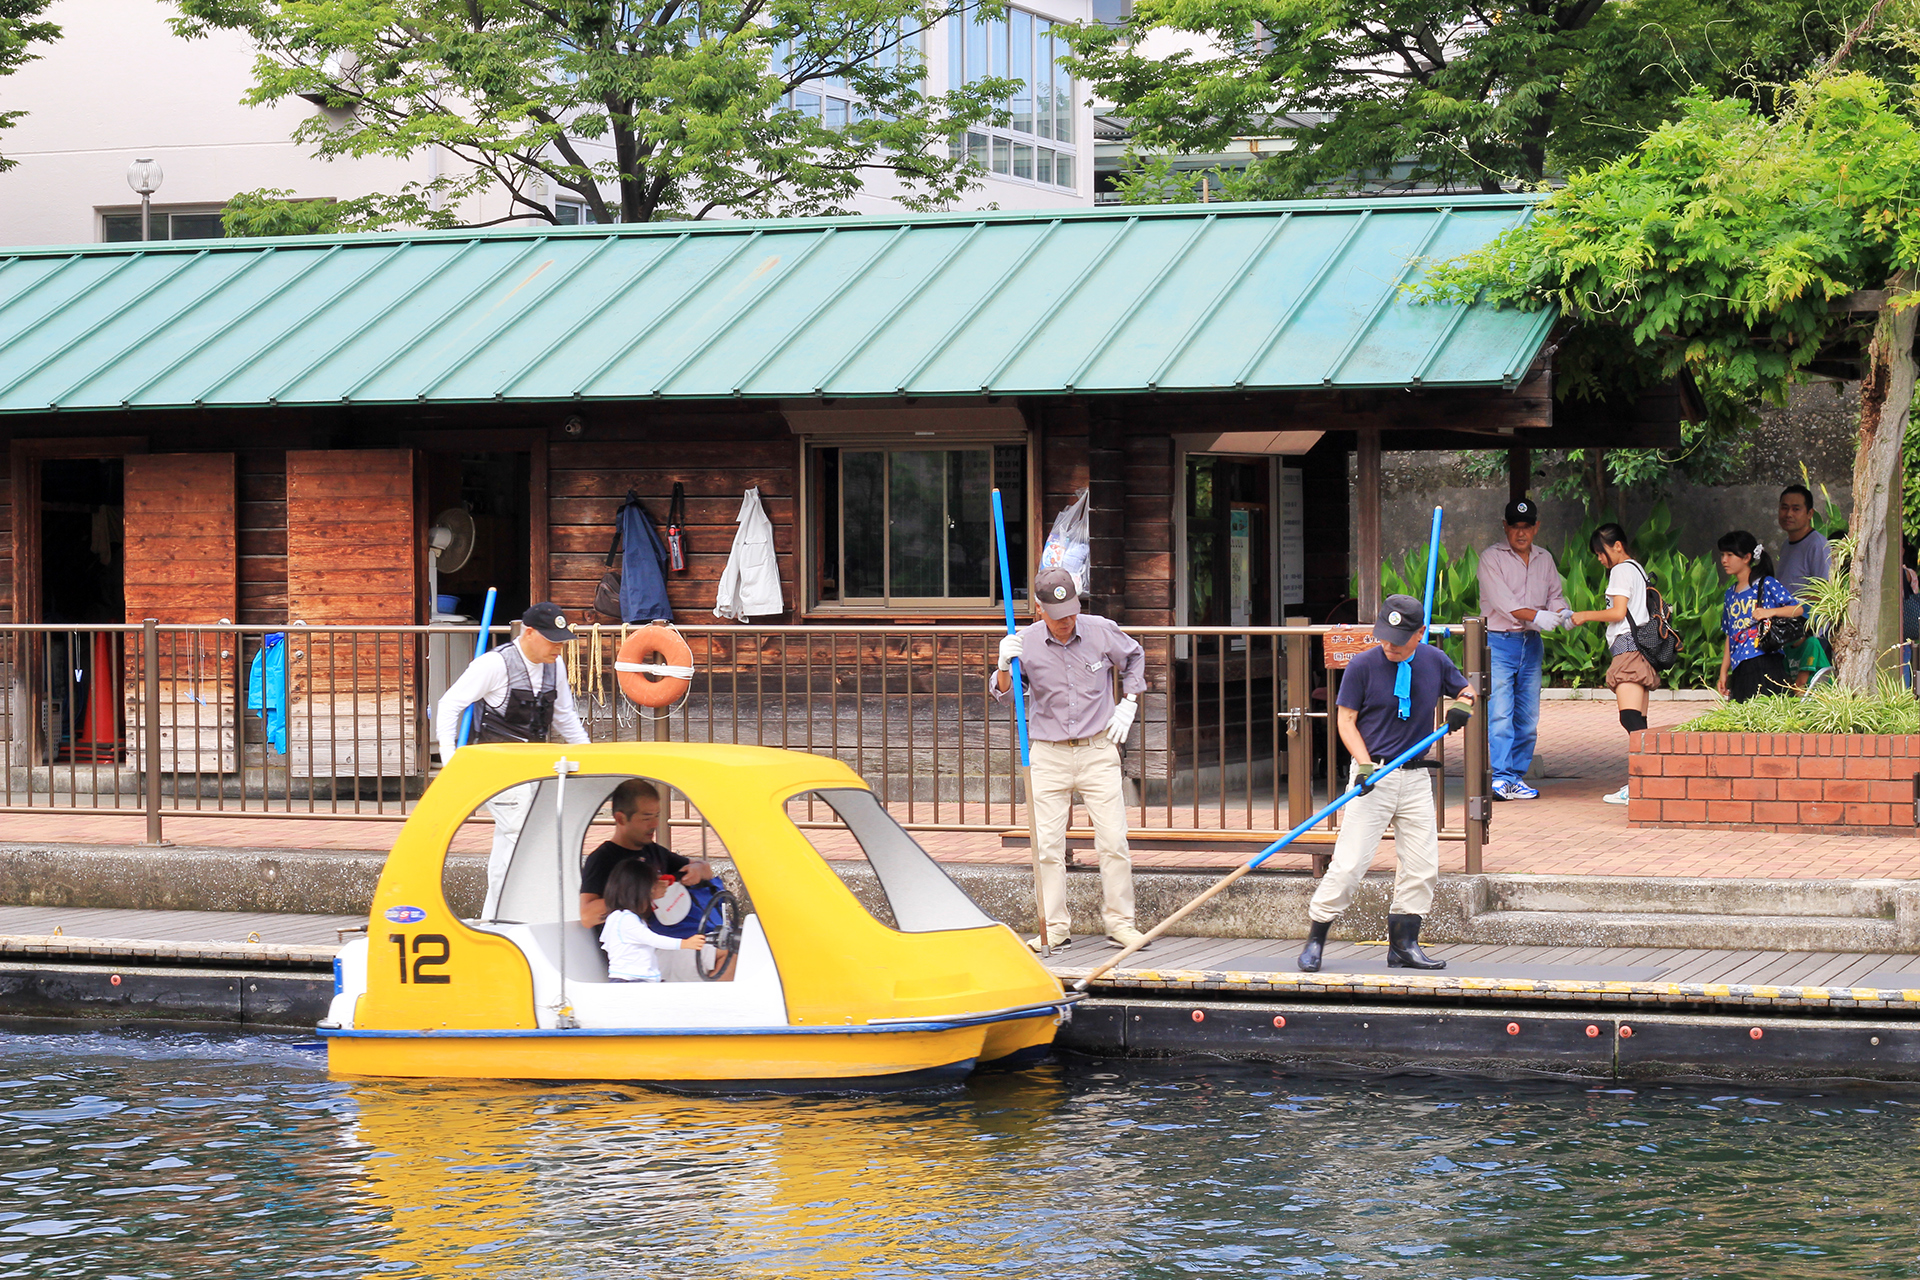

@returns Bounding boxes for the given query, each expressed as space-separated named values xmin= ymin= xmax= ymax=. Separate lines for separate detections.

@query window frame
xmin=97 ymin=205 xmax=230 ymax=243
xmin=772 ymin=27 xmax=926 ymax=130
xmin=946 ymin=4 xmax=1079 ymax=192
xmin=799 ymin=432 xmax=1038 ymax=618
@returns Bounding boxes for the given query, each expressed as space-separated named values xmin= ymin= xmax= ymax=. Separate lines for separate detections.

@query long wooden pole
xmin=992 ymin=489 xmax=1052 ymax=954
xmin=1074 ymin=708 xmax=1471 ymax=990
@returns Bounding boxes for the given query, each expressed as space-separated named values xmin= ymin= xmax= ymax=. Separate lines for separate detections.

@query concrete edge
xmin=0 ymin=842 xmax=1914 ymax=952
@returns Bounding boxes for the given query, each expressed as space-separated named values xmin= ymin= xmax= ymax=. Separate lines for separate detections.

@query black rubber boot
xmin=1297 ymin=920 xmax=1331 ymax=973
xmin=1386 ymin=914 xmax=1445 ymax=970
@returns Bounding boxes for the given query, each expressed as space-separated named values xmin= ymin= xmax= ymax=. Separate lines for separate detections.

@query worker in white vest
xmin=436 ymin=604 xmax=591 ymax=918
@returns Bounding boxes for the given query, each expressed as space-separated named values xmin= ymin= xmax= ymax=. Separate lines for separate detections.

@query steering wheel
xmin=695 ymin=890 xmax=742 ymax=981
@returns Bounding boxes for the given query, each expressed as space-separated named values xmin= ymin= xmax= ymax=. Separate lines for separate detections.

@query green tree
xmin=1062 ymin=0 xmax=1883 ymax=198
xmin=1422 ymin=72 xmax=1920 ymax=688
xmin=0 ymin=0 xmax=60 ymax=173
xmin=171 ymin=0 xmax=1013 ymax=229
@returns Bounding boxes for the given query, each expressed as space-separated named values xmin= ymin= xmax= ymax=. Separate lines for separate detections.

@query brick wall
xmin=1628 ymin=731 xmax=1920 ymax=836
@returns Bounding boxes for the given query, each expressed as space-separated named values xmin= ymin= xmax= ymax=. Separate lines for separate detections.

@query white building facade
xmin=0 ymin=0 xmax=1093 ymax=247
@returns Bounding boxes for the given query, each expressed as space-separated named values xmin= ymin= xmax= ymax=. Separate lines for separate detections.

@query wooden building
xmin=0 ymin=196 xmax=1679 ymax=778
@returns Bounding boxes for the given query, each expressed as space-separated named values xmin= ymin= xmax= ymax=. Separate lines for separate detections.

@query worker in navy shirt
xmin=1298 ymin=594 xmax=1474 ymax=973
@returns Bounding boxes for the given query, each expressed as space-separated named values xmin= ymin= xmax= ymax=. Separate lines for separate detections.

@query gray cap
xmin=1033 ymin=568 xmax=1081 ymax=620
xmin=1373 ymin=594 xmax=1424 ymax=645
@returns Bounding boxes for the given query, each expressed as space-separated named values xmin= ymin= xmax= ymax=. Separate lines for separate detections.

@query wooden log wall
xmin=546 ymin=410 xmax=797 ymax=626
xmin=238 ymin=449 xmax=288 ymax=627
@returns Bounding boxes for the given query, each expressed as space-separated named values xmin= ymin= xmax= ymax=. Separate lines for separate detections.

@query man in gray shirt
xmin=992 ymin=568 xmax=1148 ymax=951
xmin=1776 ymin=484 xmax=1833 ymax=685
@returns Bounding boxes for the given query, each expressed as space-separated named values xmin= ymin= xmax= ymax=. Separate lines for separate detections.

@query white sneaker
xmin=1601 ymin=785 xmax=1630 ymax=805
xmin=1106 ymin=925 xmax=1152 ymax=950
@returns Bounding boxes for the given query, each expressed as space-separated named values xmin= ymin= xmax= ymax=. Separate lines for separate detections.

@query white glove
xmin=1104 ymin=695 xmax=1138 ymax=746
xmin=997 ymin=633 xmax=1023 ymax=672
xmin=1561 ymin=608 xmax=1577 ymax=628
xmin=1534 ymin=610 xmax=1559 ymax=633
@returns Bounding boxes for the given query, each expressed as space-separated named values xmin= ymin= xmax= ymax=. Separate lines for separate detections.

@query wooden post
xmin=1463 ymin=616 xmax=1489 ymax=873
xmin=140 ymin=618 xmax=169 ymax=848
xmin=1356 ymin=426 xmax=1382 ymax=623
xmin=1284 ymin=617 xmax=1310 ymax=829
xmin=1507 ymin=446 xmax=1530 ymax=505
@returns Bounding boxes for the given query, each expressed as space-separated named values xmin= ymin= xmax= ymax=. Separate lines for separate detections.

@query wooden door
xmin=285 ymin=450 xmax=420 ymax=779
xmin=123 ymin=453 xmax=237 ymax=773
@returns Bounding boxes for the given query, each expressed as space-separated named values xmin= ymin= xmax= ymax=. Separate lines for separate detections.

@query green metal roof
xmin=0 ymin=196 xmax=1553 ymax=414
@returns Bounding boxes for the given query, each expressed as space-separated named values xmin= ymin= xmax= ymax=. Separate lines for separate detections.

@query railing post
xmin=1462 ymin=616 xmax=1489 ymax=873
xmin=141 ymin=618 xmax=169 ymax=847
xmin=1284 ymin=618 xmax=1311 ymax=829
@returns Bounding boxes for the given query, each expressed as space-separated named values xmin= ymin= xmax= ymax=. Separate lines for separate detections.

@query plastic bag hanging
xmin=1038 ymin=488 xmax=1092 ymax=595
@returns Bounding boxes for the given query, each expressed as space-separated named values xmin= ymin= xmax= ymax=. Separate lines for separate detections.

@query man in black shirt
xmin=579 ymin=778 xmax=714 ymax=935
xmin=1298 ymin=594 xmax=1474 ymax=974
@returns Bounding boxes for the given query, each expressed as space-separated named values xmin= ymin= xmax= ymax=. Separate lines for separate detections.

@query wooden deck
xmin=1042 ymin=934 xmax=1920 ymax=1014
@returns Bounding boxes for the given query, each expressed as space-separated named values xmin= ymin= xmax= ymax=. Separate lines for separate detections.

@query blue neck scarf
xmin=1394 ymin=652 xmax=1414 ymax=720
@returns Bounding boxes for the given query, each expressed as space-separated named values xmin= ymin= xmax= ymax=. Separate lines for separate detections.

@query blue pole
xmin=1077 ymin=708 xmax=1470 ymax=988
xmin=990 ymin=489 xmax=1031 ymax=770
xmin=1422 ymin=505 xmax=1443 ymax=643
xmin=456 ymin=587 xmax=498 ymax=750
xmin=1248 ymin=714 xmax=1461 ymax=870
xmin=992 ymin=488 xmax=1051 ymax=951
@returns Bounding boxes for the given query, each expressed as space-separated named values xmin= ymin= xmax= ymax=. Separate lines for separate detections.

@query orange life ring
xmin=615 ymin=622 xmax=694 ymax=708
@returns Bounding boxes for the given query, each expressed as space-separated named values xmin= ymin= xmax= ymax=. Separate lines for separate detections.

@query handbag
xmin=1756 ymin=576 xmax=1808 ymax=653
xmin=666 ymin=481 xmax=687 ymax=573
xmin=594 ymin=496 xmax=633 ymax=622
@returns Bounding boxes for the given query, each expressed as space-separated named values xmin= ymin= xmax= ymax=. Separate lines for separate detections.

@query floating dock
xmin=2 ymin=907 xmax=1919 ymax=1079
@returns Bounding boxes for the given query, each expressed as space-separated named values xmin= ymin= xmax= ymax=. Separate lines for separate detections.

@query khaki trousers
xmin=1308 ymin=765 xmax=1439 ymax=923
xmin=1029 ymin=738 xmax=1134 ymax=937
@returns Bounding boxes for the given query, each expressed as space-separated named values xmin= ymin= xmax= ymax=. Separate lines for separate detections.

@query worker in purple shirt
xmin=992 ymin=568 xmax=1149 ymax=952
xmin=1476 ymin=498 xmax=1569 ymax=801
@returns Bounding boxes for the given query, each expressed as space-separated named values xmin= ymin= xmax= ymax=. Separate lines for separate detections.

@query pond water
xmin=0 ymin=1026 xmax=1912 ymax=1278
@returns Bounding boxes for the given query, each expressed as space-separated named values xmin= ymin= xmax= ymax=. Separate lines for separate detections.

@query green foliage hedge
xmin=1678 ymin=677 xmax=1920 ymax=735
xmin=1375 ymin=502 xmax=1732 ymax=690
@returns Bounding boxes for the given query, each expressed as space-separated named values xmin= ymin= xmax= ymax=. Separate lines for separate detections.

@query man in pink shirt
xmin=1476 ymin=498 xmax=1569 ymax=801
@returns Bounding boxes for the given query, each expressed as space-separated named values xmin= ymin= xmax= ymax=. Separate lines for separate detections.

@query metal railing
xmin=0 ymin=619 xmax=1491 ymax=866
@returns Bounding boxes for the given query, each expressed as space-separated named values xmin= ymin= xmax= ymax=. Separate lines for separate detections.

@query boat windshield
xmin=785 ymin=788 xmax=995 ymax=933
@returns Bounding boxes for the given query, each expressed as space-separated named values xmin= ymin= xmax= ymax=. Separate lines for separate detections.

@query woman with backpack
xmin=1714 ymin=530 xmax=1805 ymax=702
xmin=1565 ymin=523 xmax=1663 ymax=806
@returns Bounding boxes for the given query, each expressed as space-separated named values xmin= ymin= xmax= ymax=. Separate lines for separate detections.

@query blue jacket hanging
xmin=618 ymin=491 xmax=673 ymax=623
xmin=247 ymin=632 xmax=287 ymax=755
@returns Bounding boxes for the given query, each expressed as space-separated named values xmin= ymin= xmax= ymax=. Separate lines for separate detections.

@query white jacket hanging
xmin=713 ymin=486 xmax=784 ymax=620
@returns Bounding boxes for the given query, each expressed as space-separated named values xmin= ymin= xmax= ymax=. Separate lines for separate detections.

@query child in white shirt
xmin=598 ymin=855 xmax=707 ymax=983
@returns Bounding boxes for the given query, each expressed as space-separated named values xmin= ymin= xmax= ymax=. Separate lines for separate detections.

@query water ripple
xmin=0 ymin=1029 xmax=1907 ymax=1275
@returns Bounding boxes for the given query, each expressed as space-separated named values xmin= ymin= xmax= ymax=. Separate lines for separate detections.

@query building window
xmin=771 ymin=30 xmax=922 ymax=129
xmin=810 ymin=442 xmax=1027 ymax=610
xmin=100 ymin=209 xmax=228 ymax=242
xmin=554 ymin=200 xmax=597 ymax=225
xmin=948 ymin=6 xmax=1077 ymax=189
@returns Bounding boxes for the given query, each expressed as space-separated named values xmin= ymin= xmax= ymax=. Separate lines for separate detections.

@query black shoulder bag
xmin=1756 ymin=575 xmax=1808 ymax=653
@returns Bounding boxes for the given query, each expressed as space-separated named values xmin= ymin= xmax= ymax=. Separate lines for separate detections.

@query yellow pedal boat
xmin=321 ymin=742 xmax=1075 ymax=1088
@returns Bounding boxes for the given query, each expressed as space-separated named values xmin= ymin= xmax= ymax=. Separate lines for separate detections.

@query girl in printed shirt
xmin=1715 ymin=530 xmax=1805 ymax=702
xmin=598 ymin=854 xmax=707 ymax=983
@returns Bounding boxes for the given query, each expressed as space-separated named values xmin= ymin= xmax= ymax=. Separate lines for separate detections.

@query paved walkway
xmin=0 ymin=701 xmax=1912 ymax=880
